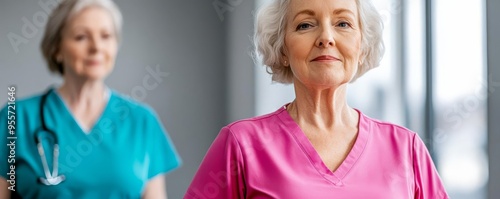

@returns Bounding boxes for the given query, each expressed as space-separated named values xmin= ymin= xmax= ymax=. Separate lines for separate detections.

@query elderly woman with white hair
xmin=0 ymin=0 xmax=181 ymax=198
xmin=185 ymin=0 xmax=448 ymax=198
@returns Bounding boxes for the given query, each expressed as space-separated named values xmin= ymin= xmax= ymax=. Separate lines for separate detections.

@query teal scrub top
xmin=0 ymin=88 xmax=182 ymax=199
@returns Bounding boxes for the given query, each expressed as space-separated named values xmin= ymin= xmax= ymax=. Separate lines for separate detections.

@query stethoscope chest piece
xmin=35 ymin=140 xmax=66 ymax=186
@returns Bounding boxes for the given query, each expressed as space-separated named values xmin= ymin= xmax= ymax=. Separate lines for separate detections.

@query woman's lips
xmin=85 ymin=60 xmax=101 ymax=66
xmin=311 ymin=55 xmax=340 ymax=62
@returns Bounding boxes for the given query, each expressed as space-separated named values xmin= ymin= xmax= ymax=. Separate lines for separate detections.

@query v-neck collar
xmin=276 ymin=105 xmax=370 ymax=186
xmin=49 ymin=87 xmax=113 ymax=135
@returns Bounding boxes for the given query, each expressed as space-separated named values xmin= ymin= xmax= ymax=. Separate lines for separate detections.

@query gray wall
xmin=0 ymin=0 xmax=228 ymax=198
xmin=487 ymin=0 xmax=500 ymax=198
xmin=226 ymin=0 xmax=256 ymax=122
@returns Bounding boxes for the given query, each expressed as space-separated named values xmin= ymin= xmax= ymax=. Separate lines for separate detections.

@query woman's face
xmin=58 ymin=6 xmax=117 ymax=81
xmin=284 ymin=0 xmax=362 ymax=88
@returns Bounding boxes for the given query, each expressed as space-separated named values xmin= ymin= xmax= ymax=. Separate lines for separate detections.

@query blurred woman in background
xmin=0 ymin=0 xmax=181 ymax=198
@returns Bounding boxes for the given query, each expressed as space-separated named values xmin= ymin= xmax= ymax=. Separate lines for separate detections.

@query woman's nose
xmin=89 ymin=37 xmax=102 ymax=53
xmin=315 ymin=25 xmax=336 ymax=48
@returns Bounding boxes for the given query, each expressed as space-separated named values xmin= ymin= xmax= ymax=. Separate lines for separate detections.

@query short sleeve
xmin=184 ymin=127 xmax=246 ymax=199
xmin=0 ymin=105 xmax=8 ymax=179
xmin=145 ymin=110 xmax=182 ymax=179
xmin=413 ymin=133 xmax=449 ymax=199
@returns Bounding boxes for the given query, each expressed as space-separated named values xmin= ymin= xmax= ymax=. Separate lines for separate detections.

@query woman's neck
xmin=288 ymin=82 xmax=359 ymax=133
xmin=57 ymin=78 xmax=107 ymax=108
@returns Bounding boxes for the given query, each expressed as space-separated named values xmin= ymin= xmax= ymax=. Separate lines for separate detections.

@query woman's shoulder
xmin=214 ymin=107 xmax=290 ymax=151
xmin=108 ymin=90 xmax=159 ymax=119
xmin=226 ymin=106 xmax=286 ymax=129
xmin=359 ymin=111 xmax=417 ymax=138
xmin=1 ymin=90 xmax=45 ymax=114
xmin=220 ymin=106 xmax=290 ymax=144
xmin=359 ymin=112 xmax=422 ymax=156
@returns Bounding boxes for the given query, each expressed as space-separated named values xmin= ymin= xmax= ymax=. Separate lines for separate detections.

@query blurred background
xmin=0 ymin=0 xmax=499 ymax=198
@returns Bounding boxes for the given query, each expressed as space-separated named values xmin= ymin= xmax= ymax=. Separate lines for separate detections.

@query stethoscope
xmin=34 ymin=88 xmax=66 ymax=186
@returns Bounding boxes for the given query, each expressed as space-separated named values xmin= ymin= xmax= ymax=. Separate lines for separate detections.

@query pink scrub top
xmin=185 ymin=105 xmax=449 ymax=199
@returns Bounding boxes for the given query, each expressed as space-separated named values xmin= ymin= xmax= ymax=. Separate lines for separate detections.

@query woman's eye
xmin=337 ymin=22 xmax=351 ymax=28
xmin=102 ymin=33 xmax=111 ymax=39
xmin=296 ymin=23 xmax=313 ymax=30
xmin=75 ymin=35 xmax=86 ymax=41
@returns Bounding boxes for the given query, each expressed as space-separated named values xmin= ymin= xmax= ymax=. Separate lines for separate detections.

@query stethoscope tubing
xmin=35 ymin=88 xmax=65 ymax=186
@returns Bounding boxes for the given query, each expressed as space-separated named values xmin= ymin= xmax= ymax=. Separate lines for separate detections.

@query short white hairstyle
xmin=41 ymin=0 xmax=123 ymax=75
xmin=254 ymin=0 xmax=385 ymax=83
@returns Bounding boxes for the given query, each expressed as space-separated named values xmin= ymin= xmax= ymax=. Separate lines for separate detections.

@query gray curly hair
xmin=254 ymin=0 xmax=385 ymax=84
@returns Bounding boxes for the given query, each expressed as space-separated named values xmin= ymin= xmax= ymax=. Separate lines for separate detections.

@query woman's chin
xmin=301 ymin=79 xmax=349 ymax=89
xmin=76 ymin=70 xmax=111 ymax=81
xmin=308 ymin=73 xmax=350 ymax=87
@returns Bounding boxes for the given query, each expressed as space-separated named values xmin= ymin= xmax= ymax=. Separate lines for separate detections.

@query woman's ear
xmin=358 ymin=50 xmax=366 ymax=66
xmin=281 ymin=49 xmax=290 ymax=67
xmin=358 ymin=57 xmax=364 ymax=66
xmin=56 ymin=54 xmax=63 ymax=63
xmin=282 ymin=57 xmax=289 ymax=67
